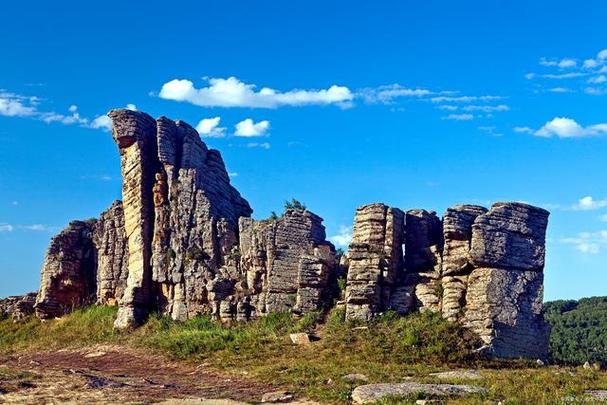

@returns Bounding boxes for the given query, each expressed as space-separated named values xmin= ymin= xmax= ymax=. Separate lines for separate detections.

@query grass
xmin=2 ymin=306 xmax=607 ymax=403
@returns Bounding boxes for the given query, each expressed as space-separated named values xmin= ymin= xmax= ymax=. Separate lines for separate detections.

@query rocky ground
xmin=0 ymin=345 xmax=315 ymax=404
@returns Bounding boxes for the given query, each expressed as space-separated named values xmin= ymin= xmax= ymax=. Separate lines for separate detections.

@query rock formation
xmin=0 ymin=292 xmax=36 ymax=321
xmin=33 ymin=109 xmax=335 ymax=328
xmin=343 ymin=201 xmax=550 ymax=359
xmin=27 ymin=107 xmax=551 ymax=359
xmin=35 ymin=220 xmax=98 ymax=319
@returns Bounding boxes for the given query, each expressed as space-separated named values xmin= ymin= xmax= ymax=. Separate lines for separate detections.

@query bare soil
xmin=0 ymin=345 xmax=289 ymax=404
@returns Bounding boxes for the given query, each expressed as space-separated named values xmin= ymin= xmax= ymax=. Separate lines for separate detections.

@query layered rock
xmin=239 ymin=209 xmax=336 ymax=318
xmin=35 ymin=221 xmax=98 ymax=319
xmin=109 ymin=110 xmax=159 ymax=329
xmin=343 ymin=201 xmax=550 ymax=359
xmin=441 ymin=205 xmax=487 ymax=321
xmin=93 ymin=200 xmax=128 ymax=306
xmin=0 ymin=292 xmax=36 ymax=321
xmin=344 ymin=204 xmax=405 ymax=321
xmin=463 ymin=202 xmax=550 ymax=359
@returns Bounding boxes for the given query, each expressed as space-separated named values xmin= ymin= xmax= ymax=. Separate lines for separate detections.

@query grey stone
xmin=351 ymin=382 xmax=487 ymax=404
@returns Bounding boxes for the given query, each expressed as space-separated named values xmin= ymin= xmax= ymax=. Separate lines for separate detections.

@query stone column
xmin=109 ymin=109 xmax=158 ymax=329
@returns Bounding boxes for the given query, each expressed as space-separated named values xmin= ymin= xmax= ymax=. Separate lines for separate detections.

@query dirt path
xmin=0 ymin=345 xmax=307 ymax=404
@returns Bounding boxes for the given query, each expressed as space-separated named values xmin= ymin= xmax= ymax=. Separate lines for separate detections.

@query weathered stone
xmin=35 ymin=220 xmax=98 ymax=319
xmin=109 ymin=109 xmax=159 ymax=329
xmin=93 ymin=200 xmax=128 ymax=306
xmin=289 ymin=333 xmax=311 ymax=345
xmin=470 ymin=202 xmax=549 ymax=271
xmin=342 ymin=373 xmax=369 ymax=383
xmin=261 ymin=390 xmax=295 ymax=403
xmin=463 ymin=267 xmax=549 ymax=359
xmin=0 ymin=292 xmax=36 ymax=321
xmin=429 ymin=370 xmax=482 ymax=380
xmin=239 ymin=209 xmax=335 ymax=318
xmin=345 ymin=204 xmax=406 ymax=320
xmin=351 ymin=382 xmax=487 ymax=404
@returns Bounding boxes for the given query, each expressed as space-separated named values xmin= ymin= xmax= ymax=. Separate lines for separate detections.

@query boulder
xmin=351 ymin=382 xmax=487 ymax=404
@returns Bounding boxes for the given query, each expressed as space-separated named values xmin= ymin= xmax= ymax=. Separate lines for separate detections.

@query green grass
xmin=3 ymin=306 xmax=607 ymax=403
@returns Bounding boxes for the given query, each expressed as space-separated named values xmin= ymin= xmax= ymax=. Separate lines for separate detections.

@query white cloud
xmin=431 ymin=95 xmax=503 ymax=103
xmin=90 ymin=115 xmax=112 ymax=131
xmin=195 ymin=116 xmax=226 ymax=138
xmin=540 ymin=57 xmax=576 ymax=69
xmin=228 ymin=172 xmax=238 ymax=178
xmin=561 ymin=230 xmax=607 ymax=254
xmin=442 ymin=113 xmax=474 ymax=121
xmin=478 ymin=126 xmax=503 ymax=137
xmin=588 ymin=75 xmax=607 ymax=84
xmin=542 ymin=72 xmax=587 ymax=79
xmin=585 ymin=87 xmax=607 ymax=96
xmin=126 ymin=103 xmax=137 ymax=111
xmin=534 ymin=117 xmax=607 ymax=138
xmin=573 ymin=196 xmax=607 ymax=211
xmin=329 ymin=225 xmax=352 ymax=247
xmin=246 ymin=142 xmax=271 ymax=149
xmin=19 ymin=224 xmax=50 ymax=231
xmin=598 ymin=49 xmax=607 ymax=60
xmin=462 ymin=104 xmax=509 ymax=112
xmin=0 ymin=223 xmax=13 ymax=232
xmin=548 ymin=87 xmax=572 ymax=93
xmin=40 ymin=105 xmax=89 ymax=126
xmin=584 ymin=59 xmax=598 ymax=69
xmin=525 ymin=73 xmax=536 ymax=80
xmin=158 ymin=76 xmax=353 ymax=108
xmin=513 ymin=126 xmax=534 ymax=134
xmin=0 ymin=92 xmax=38 ymax=117
xmin=358 ymin=84 xmax=432 ymax=104
xmin=235 ymin=118 xmax=270 ymax=137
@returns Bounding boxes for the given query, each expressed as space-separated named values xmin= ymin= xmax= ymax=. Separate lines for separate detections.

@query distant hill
xmin=545 ymin=296 xmax=607 ymax=365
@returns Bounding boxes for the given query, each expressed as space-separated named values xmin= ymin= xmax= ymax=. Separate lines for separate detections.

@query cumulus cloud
xmin=0 ymin=91 xmax=38 ymax=117
xmin=561 ymin=230 xmax=607 ymax=254
xmin=195 ymin=116 xmax=226 ymax=138
xmin=442 ymin=113 xmax=474 ymax=121
xmin=158 ymin=76 xmax=353 ymax=108
xmin=329 ymin=225 xmax=352 ymax=247
xmin=235 ymin=118 xmax=270 ymax=137
xmin=90 ymin=115 xmax=112 ymax=131
xmin=572 ymin=196 xmax=607 ymax=211
xmin=539 ymin=57 xmax=577 ymax=68
xmin=40 ymin=105 xmax=89 ymax=126
xmin=533 ymin=117 xmax=607 ymax=138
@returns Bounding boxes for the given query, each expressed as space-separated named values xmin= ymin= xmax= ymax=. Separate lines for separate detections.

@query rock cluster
xmin=33 ymin=109 xmax=335 ymax=328
xmin=343 ymin=201 xmax=550 ymax=359
xmin=0 ymin=292 xmax=36 ymax=321
xmin=27 ymin=108 xmax=551 ymax=359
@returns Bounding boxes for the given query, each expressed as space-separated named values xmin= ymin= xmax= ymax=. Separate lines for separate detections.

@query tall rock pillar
xmin=109 ymin=109 xmax=159 ymax=329
xmin=463 ymin=202 xmax=550 ymax=359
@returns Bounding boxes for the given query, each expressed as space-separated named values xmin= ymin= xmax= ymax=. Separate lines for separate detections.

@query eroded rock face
xmin=463 ymin=202 xmax=550 ymax=359
xmin=0 ymin=292 xmax=36 ymax=321
xmin=343 ymin=201 xmax=550 ymax=359
xmin=239 ymin=209 xmax=336 ymax=319
xmin=344 ymin=203 xmax=405 ymax=321
xmin=93 ymin=200 xmax=128 ymax=306
xmin=35 ymin=221 xmax=98 ymax=319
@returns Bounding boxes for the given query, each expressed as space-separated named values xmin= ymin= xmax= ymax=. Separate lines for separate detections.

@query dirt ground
xmin=0 ymin=345 xmax=315 ymax=404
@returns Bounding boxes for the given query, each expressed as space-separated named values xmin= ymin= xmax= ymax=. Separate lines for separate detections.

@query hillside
xmin=545 ymin=296 xmax=607 ymax=365
xmin=3 ymin=306 xmax=607 ymax=403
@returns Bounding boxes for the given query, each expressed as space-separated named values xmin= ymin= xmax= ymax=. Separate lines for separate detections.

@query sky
xmin=1 ymin=1 xmax=607 ymax=301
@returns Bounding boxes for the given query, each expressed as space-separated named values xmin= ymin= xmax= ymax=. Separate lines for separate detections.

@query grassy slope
xmin=2 ymin=306 xmax=607 ymax=404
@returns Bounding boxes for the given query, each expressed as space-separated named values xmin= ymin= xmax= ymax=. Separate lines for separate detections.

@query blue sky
xmin=1 ymin=0 xmax=607 ymax=301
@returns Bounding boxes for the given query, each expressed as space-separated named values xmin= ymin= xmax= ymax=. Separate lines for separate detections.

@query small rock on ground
xmin=585 ymin=390 xmax=607 ymax=400
xmin=429 ymin=370 xmax=482 ymax=380
xmin=343 ymin=373 xmax=369 ymax=383
xmin=289 ymin=333 xmax=311 ymax=345
xmin=351 ymin=382 xmax=487 ymax=404
xmin=261 ymin=390 xmax=295 ymax=402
